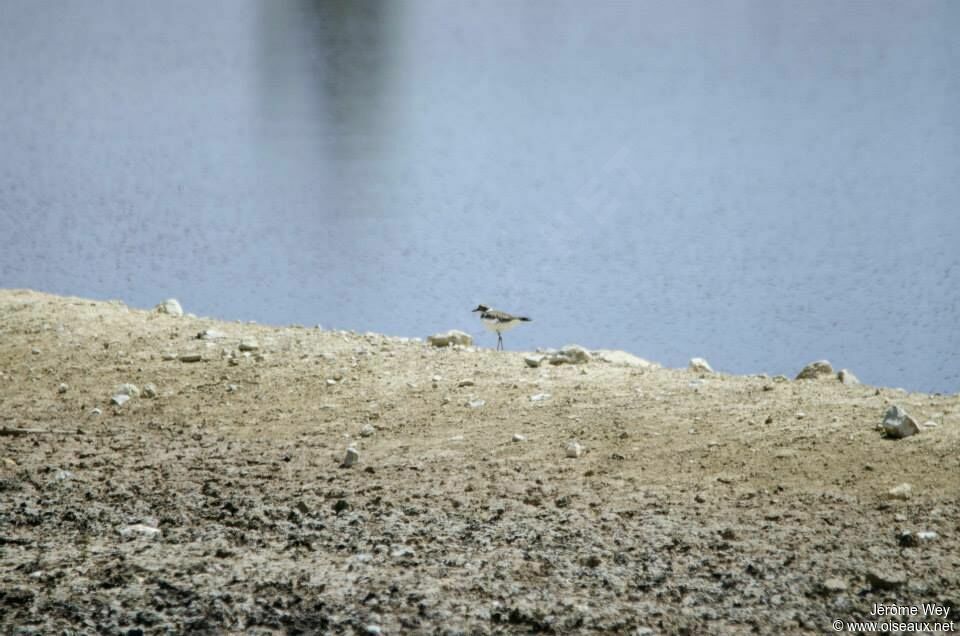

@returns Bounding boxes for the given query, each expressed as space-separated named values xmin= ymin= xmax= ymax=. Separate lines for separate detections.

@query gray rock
xmin=881 ymin=405 xmax=920 ymax=439
xmin=523 ymin=354 xmax=544 ymax=368
xmin=887 ymin=482 xmax=912 ymax=500
xmin=179 ymin=352 xmax=203 ymax=363
xmin=457 ymin=379 xmax=475 ymax=387
xmin=427 ymin=330 xmax=473 ymax=347
xmin=688 ymin=357 xmax=714 ymax=373
xmin=530 ymin=393 xmax=551 ymax=402
xmin=796 ymin=360 xmax=834 ymax=380
xmin=547 ymin=345 xmax=591 ymax=365
xmin=866 ymin=569 xmax=906 ymax=591
xmin=110 ymin=394 xmax=130 ymax=406
xmin=837 ymin=369 xmax=860 ymax=385
xmin=154 ymin=299 xmax=183 ymax=317
xmin=161 ymin=352 xmax=178 ymax=361
xmin=592 ymin=350 xmax=659 ymax=368
xmin=898 ymin=530 xmax=939 ymax=547
xmin=118 ymin=524 xmax=162 ymax=540
xmin=238 ymin=337 xmax=259 ymax=352
xmin=512 ymin=434 xmax=527 ymax=442
xmin=820 ymin=577 xmax=848 ymax=594
xmin=115 ymin=383 xmax=140 ymax=398
xmin=142 ymin=383 xmax=158 ymax=398
xmin=360 ymin=423 xmax=375 ymax=437
xmin=341 ymin=447 xmax=359 ymax=468
xmin=566 ymin=441 xmax=584 ymax=458
xmin=57 ymin=383 xmax=69 ymax=394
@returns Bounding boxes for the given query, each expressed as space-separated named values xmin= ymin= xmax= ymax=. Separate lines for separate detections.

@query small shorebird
xmin=471 ymin=304 xmax=531 ymax=351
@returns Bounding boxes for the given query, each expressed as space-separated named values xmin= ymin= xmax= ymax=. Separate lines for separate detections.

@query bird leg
xmin=497 ymin=333 xmax=503 ymax=351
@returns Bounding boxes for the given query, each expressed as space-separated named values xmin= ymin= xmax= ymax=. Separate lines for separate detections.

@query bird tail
xmin=519 ymin=317 xmax=532 ymax=322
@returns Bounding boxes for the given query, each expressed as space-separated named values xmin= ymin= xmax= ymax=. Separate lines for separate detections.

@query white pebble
xmin=887 ymin=483 xmax=912 ymax=500
xmin=341 ymin=447 xmax=359 ymax=468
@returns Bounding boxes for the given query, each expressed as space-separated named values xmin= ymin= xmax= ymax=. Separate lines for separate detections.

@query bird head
xmin=472 ymin=304 xmax=489 ymax=313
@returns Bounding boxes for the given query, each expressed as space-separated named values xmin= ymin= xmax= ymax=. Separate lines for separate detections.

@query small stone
xmin=887 ymin=483 xmax=912 ymax=500
xmin=694 ymin=493 xmax=706 ymax=503
xmin=837 ymin=369 xmax=860 ymax=385
xmin=922 ymin=420 xmax=939 ymax=428
xmin=90 ymin=407 xmax=102 ymax=416
xmin=566 ymin=441 xmax=584 ymax=458
xmin=53 ymin=469 xmax=73 ymax=482
xmin=57 ymin=383 xmax=69 ymax=394
xmin=155 ymin=299 xmax=183 ymax=317
xmin=530 ymin=393 xmax=551 ymax=402
xmin=688 ymin=357 xmax=714 ymax=373
xmin=31 ymin=347 xmax=40 ymax=355
xmin=881 ymin=405 xmax=920 ymax=439
xmin=796 ymin=360 xmax=834 ymax=380
xmin=341 ymin=447 xmax=359 ymax=468
xmin=360 ymin=423 xmax=375 ymax=437
xmin=592 ymin=350 xmax=659 ymax=368
xmin=549 ymin=345 xmax=591 ymax=365
xmin=364 ymin=626 xmax=383 ymax=635
xmin=142 ymin=383 xmax=158 ymax=398
xmin=239 ymin=338 xmax=259 ymax=352
xmin=865 ymin=569 xmax=906 ymax=591
xmin=179 ymin=352 xmax=203 ymax=363
xmin=118 ymin=524 xmax=162 ymax=540
xmin=110 ymin=394 xmax=130 ymax=406
xmin=427 ymin=330 xmax=473 ymax=347
xmin=161 ymin=352 xmax=178 ymax=361
xmin=523 ymin=354 xmax=544 ymax=368
xmin=772 ymin=375 xmax=789 ymax=383
xmin=898 ymin=530 xmax=939 ymax=547
xmin=820 ymin=577 xmax=848 ymax=594
xmin=468 ymin=399 xmax=485 ymax=409
xmin=115 ymin=383 xmax=140 ymax=398
xmin=512 ymin=434 xmax=526 ymax=442
xmin=197 ymin=329 xmax=227 ymax=340
xmin=326 ymin=379 xmax=337 ymax=386
xmin=226 ymin=384 xmax=238 ymax=393
xmin=795 ymin=411 xmax=805 ymax=420
xmin=457 ymin=379 xmax=475 ymax=388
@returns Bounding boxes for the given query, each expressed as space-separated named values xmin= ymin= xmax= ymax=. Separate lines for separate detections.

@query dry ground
xmin=1 ymin=289 xmax=958 ymax=635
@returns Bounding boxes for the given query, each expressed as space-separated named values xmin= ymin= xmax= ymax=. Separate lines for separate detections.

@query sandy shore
xmin=1 ymin=289 xmax=957 ymax=634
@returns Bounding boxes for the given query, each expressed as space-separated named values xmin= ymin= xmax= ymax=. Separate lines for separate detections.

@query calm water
xmin=1 ymin=1 xmax=958 ymax=392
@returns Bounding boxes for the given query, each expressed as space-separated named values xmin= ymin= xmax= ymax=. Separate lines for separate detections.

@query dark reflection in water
xmin=0 ymin=0 xmax=958 ymax=392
